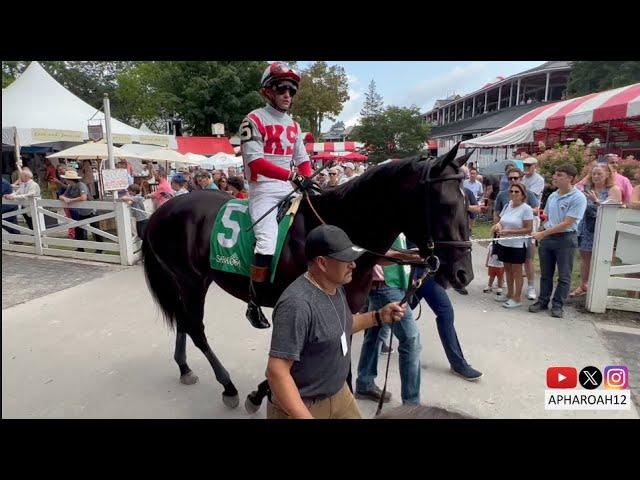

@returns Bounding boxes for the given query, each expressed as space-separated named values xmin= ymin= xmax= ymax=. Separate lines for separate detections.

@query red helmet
xmin=260 ymin=62 xmax=301 ymax=89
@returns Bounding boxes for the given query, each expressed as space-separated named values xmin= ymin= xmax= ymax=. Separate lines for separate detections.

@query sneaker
xmin=495 ymin=288 xmax=503 ymax=294
xmin=494 ymin=292 xmax=507 ymax=302
xmin=380 ymin=344 xmax=394 ymax=355
xmin=502 ymin=299 xmax=522 ymax=308
xmin=355 ymin=385 xmax=392 ymax=403
xmin=451 ymin=365 xmax=483 ymax=381
xmin=528 ymin=302 xmax=548 ymax=313
xmin=551 ymin=307 xmax=564 ymax=318
xmin=483 ymin=286 xmax=493 ymax=293
xmin=526 ymin=285 xmax=537 ymax=300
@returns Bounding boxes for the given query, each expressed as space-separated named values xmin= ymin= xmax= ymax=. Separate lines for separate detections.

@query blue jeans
xmin=356 ymin=285 xmax=421 ymax=405
xmin=538 ymin=232 xmax=578 ymax=309
xmin=414 ymin=276 xmax=469 ymax=372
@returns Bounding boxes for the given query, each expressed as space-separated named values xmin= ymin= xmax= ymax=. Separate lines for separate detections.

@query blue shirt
xmin=206 ymin=182 xmax=219 ymax=190
xmin=543 ymin=187 xmax=587 ymax=232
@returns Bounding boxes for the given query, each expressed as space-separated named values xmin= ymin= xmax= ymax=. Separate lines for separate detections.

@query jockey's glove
xmin=290 ymin=173 xmax=317 ymax=192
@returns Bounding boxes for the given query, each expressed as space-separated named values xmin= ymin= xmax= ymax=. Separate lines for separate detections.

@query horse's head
xmin=404 ymin=142 xmax=474 ymax=289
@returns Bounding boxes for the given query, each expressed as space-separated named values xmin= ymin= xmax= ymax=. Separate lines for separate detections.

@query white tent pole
xmin=103 ymin=94 xmax=117 ymax=199
xmin=14 ymin=127 xmax=22 ymax=172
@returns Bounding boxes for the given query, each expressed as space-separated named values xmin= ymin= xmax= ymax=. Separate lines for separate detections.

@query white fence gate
xmin=586 ymin=203 xmax=640 ymax=314
xmin=2 ymin=197 xmax=143 ymax=266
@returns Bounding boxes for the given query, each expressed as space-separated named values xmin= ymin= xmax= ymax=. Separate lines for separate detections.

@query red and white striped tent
xmin=463 ymin=83 xmax=640 ymax=147
xmin=305 ymin=141 xmax=364 ymax=154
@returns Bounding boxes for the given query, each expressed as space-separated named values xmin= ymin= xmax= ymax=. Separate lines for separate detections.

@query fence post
xmin=586 ymin=203 xmax=621 ymax=313
xmin=115 ymin=201 xmax=134 ymax=266
xmin=30 ymin=196 xmax=44 ymax=255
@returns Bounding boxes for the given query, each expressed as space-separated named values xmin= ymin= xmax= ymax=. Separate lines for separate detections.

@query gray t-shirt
xmin=63 ymin=181 xmax=94 ymax=215
xmin=269 ymin=274 xmax=353 ymax=401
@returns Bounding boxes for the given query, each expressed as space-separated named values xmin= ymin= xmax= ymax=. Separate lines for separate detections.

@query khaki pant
xmin=267 ymin=383 xmax=361 ymax=419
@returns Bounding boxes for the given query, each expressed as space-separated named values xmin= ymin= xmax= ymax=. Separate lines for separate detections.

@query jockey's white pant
xmin=248 ymin=182 xmax=294 ymax=256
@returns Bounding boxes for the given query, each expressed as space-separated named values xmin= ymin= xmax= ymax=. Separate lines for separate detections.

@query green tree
xmin=353 ymin=105 xmax=431 ymax=163
xmin=567 ymin=61 xmax=640 ymax=97
xmin=290 ymin=61 xmax=350 ymax=139
xmin=2 ymin=61 xmax=28 ymax=88
xmin=114 ymin=61 xmax=267 ymax=135
xmin=360 ymin=79 xmax=384 ymax=117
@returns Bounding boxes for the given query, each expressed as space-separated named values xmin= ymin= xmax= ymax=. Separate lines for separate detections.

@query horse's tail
xmin=142 ymin=227 xmax=183 ymax=331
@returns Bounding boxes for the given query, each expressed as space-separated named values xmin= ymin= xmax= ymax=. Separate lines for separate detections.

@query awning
xmin=176 ymin=136 xmax=235 ymax=155
xmin=305 ymin=141 xmax=364 ymax=153
xmin=463 ymin=83 xmax=640 ymax=147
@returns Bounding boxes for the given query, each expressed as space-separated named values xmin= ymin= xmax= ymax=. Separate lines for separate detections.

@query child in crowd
xmin=484 ymin=240 xmax=504 ymax=294
xmin=121 ymin=184 xmax=149 ymax=239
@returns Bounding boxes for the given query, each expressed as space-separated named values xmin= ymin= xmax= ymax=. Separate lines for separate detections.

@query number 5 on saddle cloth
xmin=209 ymin=196 xmax=301 ymax=281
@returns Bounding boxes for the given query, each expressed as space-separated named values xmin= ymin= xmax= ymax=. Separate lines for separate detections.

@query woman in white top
xmin=491 ymin=183 xmax=534 ymax=308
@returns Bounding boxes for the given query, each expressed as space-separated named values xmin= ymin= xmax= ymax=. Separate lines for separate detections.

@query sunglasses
xmin=329 ymin=173 xmax=337 ymax=176
xmin=274 ymin=84 xmax=297 ymax=96
xmin=509 ymin=189 xmax=522 ymax=194
xmin=508 ymin=176 xmax=520 ymax=181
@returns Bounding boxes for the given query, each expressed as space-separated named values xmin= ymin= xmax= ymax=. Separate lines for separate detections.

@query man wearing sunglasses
xmin=493 ymin=168 xmax=540 ymax=301
xmin=240 ymin=62 xmax=314 ymax=329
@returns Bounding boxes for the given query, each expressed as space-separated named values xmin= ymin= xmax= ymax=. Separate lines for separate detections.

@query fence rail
xmin=2 ymin=197 xmax=143 ymax=266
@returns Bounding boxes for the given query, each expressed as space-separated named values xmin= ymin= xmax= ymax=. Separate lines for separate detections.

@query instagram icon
xmin=604 ymin=366 xmax=629 ymax=390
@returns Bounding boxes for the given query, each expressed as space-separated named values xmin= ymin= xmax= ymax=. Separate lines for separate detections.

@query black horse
xmin=142 ymin=143 xmax=474 ymax=409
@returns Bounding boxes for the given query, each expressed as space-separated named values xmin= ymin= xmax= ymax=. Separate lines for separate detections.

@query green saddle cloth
xmin=209 ymin=198 xmax=297 ymax=283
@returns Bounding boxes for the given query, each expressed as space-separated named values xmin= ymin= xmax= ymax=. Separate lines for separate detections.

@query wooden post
xmin=29 ymin=196 xmax=44 ymax=255
xmin=544 ymin=72 xmax=551 ymax=101
xmin=472 ymin=97 xmax=476 ymax=117
xmin=484 ymin=92 xmax=488 ymax=113
xmin=509 ymin=82 xmax=514 ymax=107
xmin=516 ymin=78 xmax=521 ymax=106
xmin=497 ymin=85 xmax=502 ymax=110
xmin=586 ymin=203 xmax=622 ymax=313
xmin=115 ymin=201 xmax=134 ymax=266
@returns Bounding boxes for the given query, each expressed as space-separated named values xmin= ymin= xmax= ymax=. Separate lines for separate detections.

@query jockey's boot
xmin=246 ymin=254 xmax=272 ymax=329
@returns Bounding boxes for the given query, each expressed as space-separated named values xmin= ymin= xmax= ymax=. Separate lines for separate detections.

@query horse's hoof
xmin=222 ymin=393 xmax=240 ymax=409
xmin=245 ymin=396 xmax=261 ymax=414
xmin=180 ymin=372 xmax=199 ymax=385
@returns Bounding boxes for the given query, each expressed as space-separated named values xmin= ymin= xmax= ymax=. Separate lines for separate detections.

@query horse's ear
xmin=454 ymin=148 xmax=476 ymax=168
xmin=438 ymin=141 xmax=461 ymax=168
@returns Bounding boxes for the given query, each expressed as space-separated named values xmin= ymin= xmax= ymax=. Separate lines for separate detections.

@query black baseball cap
xmin=305 ymin=225 xmax=365 ymax=262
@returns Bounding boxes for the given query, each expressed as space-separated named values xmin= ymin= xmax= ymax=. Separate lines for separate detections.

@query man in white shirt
xmin=338 ymin=162 xmax=357 ymax=184
xmin=521 ymin=158 xmax=545 ymax=200
xmin=4 ymin=167 xmax=41 ymax=231
xmin=463 ymin=167 xmax=483 ymax=202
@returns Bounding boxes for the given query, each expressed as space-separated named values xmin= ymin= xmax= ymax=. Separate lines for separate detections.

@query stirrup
xmin=246 ymin=300 xmax=271 ymax=329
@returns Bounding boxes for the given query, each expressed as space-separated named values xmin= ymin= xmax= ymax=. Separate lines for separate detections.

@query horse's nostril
xmin=456 ymin=270 xmax=467 ymax=284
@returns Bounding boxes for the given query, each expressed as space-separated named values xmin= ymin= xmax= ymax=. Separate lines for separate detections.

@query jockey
xmin=240 ymin=62 xmax=314 ymax=329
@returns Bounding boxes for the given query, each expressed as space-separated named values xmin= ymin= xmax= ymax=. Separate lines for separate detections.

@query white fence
xmin=2 ymin=197 xmax=143 ymax=265
xmin=586 ymin=204 xmax=640 ymax=313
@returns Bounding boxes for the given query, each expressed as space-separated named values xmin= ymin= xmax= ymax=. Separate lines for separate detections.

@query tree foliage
xmin=290 ymin=61 xmax=350 ymax=139
xmin=567 ymin=61 xmax=640 ymax=98
xmin=353 ymin=105 xmax=431 ymax=163
xmin=360 ymin=79 xmax=384 ymax=117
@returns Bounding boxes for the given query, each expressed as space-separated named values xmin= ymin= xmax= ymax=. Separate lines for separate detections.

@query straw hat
xmin=60 ymin=169 xmax=83 ymax=180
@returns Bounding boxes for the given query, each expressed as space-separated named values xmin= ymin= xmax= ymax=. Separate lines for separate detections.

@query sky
xmin=297 ymin=61 xmax=544 ymax=133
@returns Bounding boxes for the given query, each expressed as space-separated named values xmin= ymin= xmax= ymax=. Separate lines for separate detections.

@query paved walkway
xmin=2 ymin=248 xmax=638 ymax=419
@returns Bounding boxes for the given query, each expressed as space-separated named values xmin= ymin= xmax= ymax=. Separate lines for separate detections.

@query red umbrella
xmin=312 ymin=152 xmax=340 ymax=161
xmin=342 ymin=152 xmax=368 ymax=162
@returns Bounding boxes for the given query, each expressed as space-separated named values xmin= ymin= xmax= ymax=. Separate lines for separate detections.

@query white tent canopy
xmin=2 ymin=61 xmax=176 ymax=149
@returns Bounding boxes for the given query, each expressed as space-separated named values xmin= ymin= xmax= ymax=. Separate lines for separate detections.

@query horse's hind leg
xmin=245 ymin=379 xmax=270 ymax=414
xmin=188 ymin=323 xmax=240 ymax=409
xmin=175 ymin=329 xmax=199 ymax=385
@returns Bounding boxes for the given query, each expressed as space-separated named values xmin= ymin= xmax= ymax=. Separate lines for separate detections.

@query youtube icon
xmin=547 ymin=367 xmax=577 ymax=388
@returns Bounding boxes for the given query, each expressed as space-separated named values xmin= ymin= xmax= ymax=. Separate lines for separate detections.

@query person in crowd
xmin=491 ymin=183 xmax=534 ymax=308
xmin=484 ymin=239 xmax=505 ymax=295
xmin=494 ymin=167 xmax=540 ymax=300
xmin=530 ymin=164 xmax=587 ymax=318
xmin=195 ymin=170 xmax=219 ymax=190
xmin=44 ymin=158 xmax=59 ymax=199
xmin=629 ymin=168 xmax=640 ymax=210
xmin=228 ymin=166 xmax=238 ymax=178
xmin=521 ymin=157 xmax=545 ymax=200
xmin=58 ymin=169 xmax=103 ymax=253
xmin=2 ymin=177 xmax=20 ymax=234
xmin=146 ymin=170 xmax=174 ymax=208
xmin=81 ymin=160 xmax=97 ymax=199
xmin=227 ymin=176 xmax=249 ymax=199
xmin=499 ymin=162 xmax=516 ymax=192
xmin=54 ymin=164 xmax=70 ymax=197
xmin=117 ymin=159 xmax=135 ymax=186
xmin=605 ymin=153 xmax=633 ymax=204
xmin=464 ymin=185 xmax=481 ymax=231
xmin=216 ymin=175 xmax=232 ymax=194
xmin=463 ymin=166 xmax=483 ymax=202
xmin=266 ymin=225 xmax=405 ymax=419
xmin=326 ymin=167 xmax=340 ymax=188
xmin=316 ymin=170 xmax=328 ymax=189
xmin=571 ymin=163 xmax=622 ymax=297
xmin=338 ymin=162 xmax=357 ymax=184
xmin=171 ymin=173 xmax=189 ymax=196
xmin=481 ymin=174 xmax=501 ymax=219
xmin=4 ymin=167 xmax=41 ymax=231
xmin=356 ymin=165 xmax=365 ymax=176
xmin=121 ymin=184 xmax=149 ymax=239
